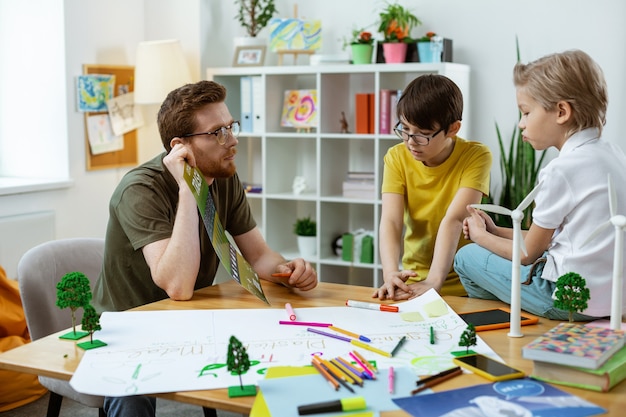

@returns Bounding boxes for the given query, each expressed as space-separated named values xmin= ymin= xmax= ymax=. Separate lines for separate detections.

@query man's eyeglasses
xmin=181 ymin=120 xmax=241 ymax=145
xmin=393 ymin=123 xmax=444 ymax=146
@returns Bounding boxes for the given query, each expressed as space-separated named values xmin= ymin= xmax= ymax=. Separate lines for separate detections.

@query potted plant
xmin=293 ymin=216 xmax=317 ymax=258
xmin=377 ymin=1 xmax=421 ymax=63
xmin=234 ymin=0 xmax=278 ymax=47
xmin=416 ymin=31 xmax=443 ymax=63
xmin=344 ymin=28 xmax=375 ymax=65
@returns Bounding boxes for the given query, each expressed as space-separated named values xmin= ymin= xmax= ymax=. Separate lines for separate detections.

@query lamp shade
xmin=134 ymin=39 xmax=192 ymax=104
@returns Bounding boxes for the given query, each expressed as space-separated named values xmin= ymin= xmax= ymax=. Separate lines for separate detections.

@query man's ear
xmin=170 ymin=136 xmax=184 ymax=150
xmin=446 ymin=120 xmax=462 ymax=137
xmin=556 ymin=101 xmax=572 ymax=125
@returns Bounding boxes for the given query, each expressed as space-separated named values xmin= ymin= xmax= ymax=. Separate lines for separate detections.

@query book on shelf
xmin=522 ymin=322 xmax=625 ymax=369
xmin=240 ymin=76 xmax=253 ymax=132
xmin=251 ymin=75 xmax=264 ymax=133
xmin=355 ymin=93 xmax=370 ymax=134
xmin=343 ymin=171 xmax=376 ymax=199
xmin=379 ymin=89 xmax=391 ymax=134
xmin=530 ymin=345 xmax=626 ymax=392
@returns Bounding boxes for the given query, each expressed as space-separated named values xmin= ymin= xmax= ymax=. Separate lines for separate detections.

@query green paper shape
xmin=77 ymin=340 xmax=107 ymax=350
xmin=228 ymin=385 xmax=256 ymax=397
xmin=59 ymin=330 xmax=89 ymax=340
xmin=451 ymin=350 xmax=477 ymax=357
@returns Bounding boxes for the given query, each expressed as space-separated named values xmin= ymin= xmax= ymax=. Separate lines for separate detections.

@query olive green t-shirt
xmin=93 ymin=153 xmax=255 ymax=312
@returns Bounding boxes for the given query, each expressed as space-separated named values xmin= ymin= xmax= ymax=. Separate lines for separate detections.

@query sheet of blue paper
xmin=392 ymin=378 xmax=605 ymax=417
xmin=258 ymin=366 xmax=416 ymax=417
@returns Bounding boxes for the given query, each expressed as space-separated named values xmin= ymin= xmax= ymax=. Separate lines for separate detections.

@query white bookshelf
xmin=207 ymin=63 xmax=470 ymax=288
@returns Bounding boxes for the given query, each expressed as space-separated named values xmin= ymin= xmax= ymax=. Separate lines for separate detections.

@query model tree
xmin=459 ymin=324 xmax=477 ymax=354
xmin=77 ymin=304 xmax=107 ymax=350
xmin=81 ymin=304 xmax=101 ymax=343
xmin=226 ymin=335 xmax=256 ymax=397
xmin=554 ymin=272 xmax=590 ymax=322
xmin=56 ymin=271 xmax=92 ymax=338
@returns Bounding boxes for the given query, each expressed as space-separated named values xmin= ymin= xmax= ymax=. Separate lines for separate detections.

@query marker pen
xmin=345 ymin=300 xmax=399 ymax=312
xmin=285 ymin=303 xmax=296 ymax=321
xmin=297 ymin=397 xmax=367 ymax=415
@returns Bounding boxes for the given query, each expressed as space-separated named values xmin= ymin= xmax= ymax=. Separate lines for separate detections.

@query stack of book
xmin=522 ymin=322 xmax=626 ymax=392
xmin=342 ymin=171 xmax=376 ymax=199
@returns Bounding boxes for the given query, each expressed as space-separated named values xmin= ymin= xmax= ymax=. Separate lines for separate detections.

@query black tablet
xmin=458 ymin=307 xmax=539 ymax=331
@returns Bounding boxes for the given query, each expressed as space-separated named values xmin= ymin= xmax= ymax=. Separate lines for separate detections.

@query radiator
xmin=0 ymin=211 xmax=55 ymax=280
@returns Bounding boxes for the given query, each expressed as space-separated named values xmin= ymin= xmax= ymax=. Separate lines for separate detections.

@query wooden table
xmin=1 ymin=280 xmax=625 ymax=415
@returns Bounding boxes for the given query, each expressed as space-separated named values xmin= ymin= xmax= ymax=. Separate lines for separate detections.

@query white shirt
xmin=533 ymin=128 xmax=626 ymax=316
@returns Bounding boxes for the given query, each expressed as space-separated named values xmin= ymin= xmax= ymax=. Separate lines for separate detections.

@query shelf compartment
xmin=265 ymin=136 xmax=317 ymax=195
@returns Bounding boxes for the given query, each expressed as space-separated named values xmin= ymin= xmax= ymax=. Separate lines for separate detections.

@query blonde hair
xmin=513 ymin=49 xmax=607 ymax=138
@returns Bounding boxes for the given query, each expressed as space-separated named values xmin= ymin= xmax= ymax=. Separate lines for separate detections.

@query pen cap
xmin=380 ymin=304 xmax=399 ymax=312
xmin=297 ymin=397 xmax=367 ymax=415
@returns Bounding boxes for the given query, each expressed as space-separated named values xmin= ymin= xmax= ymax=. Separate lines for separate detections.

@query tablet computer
xmin=457 ymin=307 xmax=539 ymax=331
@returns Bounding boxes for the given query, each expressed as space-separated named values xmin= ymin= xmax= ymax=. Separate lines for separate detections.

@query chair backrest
xmin=17 ymin=238 xmax=105 ymax=341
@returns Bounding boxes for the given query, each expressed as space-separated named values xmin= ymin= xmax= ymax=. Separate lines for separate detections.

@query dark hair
xmin=513 ymin=49 xmax=607 ymax=138
xmin=396 ymin=74 xmax=463 ymax=132
xmin=157 ymin=80 xmax=227 ymax=152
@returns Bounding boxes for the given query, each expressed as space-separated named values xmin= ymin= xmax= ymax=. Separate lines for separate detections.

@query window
xmin=0 ymin=0 xmax=69 ymax=192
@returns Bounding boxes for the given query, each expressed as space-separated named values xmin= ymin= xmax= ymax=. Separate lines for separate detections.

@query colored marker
xmin=351 ymin=339 xmax=392 ymax=357
xmin=388 ymin=366 xmax=395 ymax=394
xmin=346 ymin=300 xmax=399 ymax=312
xmin=271 ymin=272 xmax=291 ymax=277
xmin=278 ymin=320 xmax=332 ymax=327
xmin=328 ymin=325 xmax=371 ymax=342
xmin=351 ymin=349 xmax=378 ymax=375
xmin=411 ymin=367 xmax=463 ymax=395
xmin=430 ymin=326 xmax=435 ymax=344
xmin=348 ymin=351 xmax=376 ymax=379
xmin=310 ymin=358 xmax=339 ymax=391
xmin=307 ymin=327 xmax=352 ymax=343
xmin=285 ymin=303 xmax=296 ymax=321
xmin=335 ymin=356 xmax=367 ymax=379
xmin=390 ymin=336 xmax=407 ymax=357
xmin=298 ymin=397 xmax=366 ymax=415
xmin=416 ymin=366 xmax=461 ymax=386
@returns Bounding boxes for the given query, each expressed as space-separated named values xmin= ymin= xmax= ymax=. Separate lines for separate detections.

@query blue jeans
xmin=104 ymin=396 xmax=156 ymax=417
xmin=104 ymin=396 xmax=217 ymax=417
xmin=454 ymin=243 xmax=600 ymax=321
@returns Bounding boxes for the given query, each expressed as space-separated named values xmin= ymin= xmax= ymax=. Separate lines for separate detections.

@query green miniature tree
xmin=81 ymin=304 xmax=102 ymax=344
xmin=554 ymin=272 xmax=590 ymax=322
xmin=459 ymin=324 xmax=477 ymax=354
xmin=56 ymin=272 xmax=92 ymax=336
xmin=226 ymin=335 xmax=256 ymax=397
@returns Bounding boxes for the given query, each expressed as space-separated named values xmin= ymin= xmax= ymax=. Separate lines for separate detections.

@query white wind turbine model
xmin=471 ymin=182 xmax=543 ymax=338
xmin=582 ymin=174 xmax=626 ymax=331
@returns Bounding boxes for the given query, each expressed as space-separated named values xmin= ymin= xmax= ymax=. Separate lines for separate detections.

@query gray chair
xmin=17 ymin=238 xmax=106 ymax=417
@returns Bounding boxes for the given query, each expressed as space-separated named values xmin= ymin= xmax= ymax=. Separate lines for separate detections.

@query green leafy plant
xmin=293 ymin=216 xmax=316 ymax=236
xmin=377 ymin=1 xmax=421 ymax=43
xmin=56 ymin=272 xmax=93 ymax=335
xmin=234 ymin=0 xmax=278 ymax=37
xmin=554 ymin=272 xmax=590 ymax=322
xmin=490 ymin=37 xmax=547 ymax=229
xmin=343 ymin=27 xmax=374 ymax=49
xmin=458 ymin=324 xmax=477 ymax=354
xmin=81 ymin=304 xmax=102 ymax=344
xmin=417 ymin=31 xmax=437 ymax=42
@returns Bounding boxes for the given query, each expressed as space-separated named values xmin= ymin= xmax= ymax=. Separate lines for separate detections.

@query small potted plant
xmin=417 ymin=31 xmax=444 ymax=63
xmin=377 ymin=1 xmax=421 ymax=63
xmin=234 ymin=0 xmax=278 ymax=47
xmin=293 ymin=216 xmax=317 ymax=258
xmin=344 ymin=28 xmax=375 ymax=65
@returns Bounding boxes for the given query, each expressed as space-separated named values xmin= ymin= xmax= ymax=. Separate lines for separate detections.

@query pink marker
xmin=285 ymin=303 xmax=296 ymax=321
xmin=388 ymin=366 xmax=395 ymax=394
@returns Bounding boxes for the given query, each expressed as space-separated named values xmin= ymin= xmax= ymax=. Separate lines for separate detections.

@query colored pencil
xmin=390 ymin=336 xmax=407 ymax=356
xmin=310 ymin=358 xmax=339 ymax=391
xmin=328 ymin=325 xmax=371 ymax=342
xmin=351 ymin=339 xmax=392 ymax=357
xmin=411 ymin=367 xmax=463 ymax=395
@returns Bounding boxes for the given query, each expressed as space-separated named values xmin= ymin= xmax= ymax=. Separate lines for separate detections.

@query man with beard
xmin=92 ymin=80 xmax=317 ymax=417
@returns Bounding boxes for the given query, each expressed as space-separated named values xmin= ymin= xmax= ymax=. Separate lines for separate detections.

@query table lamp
xmin=134 ymin=39 xmax=192 ymax=104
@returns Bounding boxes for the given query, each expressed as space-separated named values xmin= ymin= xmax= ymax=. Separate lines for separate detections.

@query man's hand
xmin=274 ymin=258 xmax=317 ymax=291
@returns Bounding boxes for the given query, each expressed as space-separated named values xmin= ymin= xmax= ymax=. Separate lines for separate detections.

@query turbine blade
xmin=518 ymin=181 xmax=543 ymax=211
xmin=470 ymin=204 xmax=512 ymax=216
xmin=581 ymin=221 xmax=612 ymax=248
xmin=608 ymin=174 xmax=617 ymax=218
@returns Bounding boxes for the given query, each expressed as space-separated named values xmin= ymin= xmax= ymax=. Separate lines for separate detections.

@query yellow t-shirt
xmin=382 ymin=137 xmax=492 ymax=296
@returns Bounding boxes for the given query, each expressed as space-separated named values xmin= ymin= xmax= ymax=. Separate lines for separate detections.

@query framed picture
xmin=233 ymin=45 xmax=266 ymax=67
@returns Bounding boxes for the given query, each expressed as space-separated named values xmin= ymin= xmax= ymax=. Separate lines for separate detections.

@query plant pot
xmin=350 ymin=44 xmax=373 ymax=65
xmin=418 ymin=40 xmax=443 ymax=63
xmin=234 ymin=36 xmax=267 ymax=48
xmin=382 ymin=42 xmax=407 ymax=64
xmin=297 ymin=236 xmax=317 ymax=258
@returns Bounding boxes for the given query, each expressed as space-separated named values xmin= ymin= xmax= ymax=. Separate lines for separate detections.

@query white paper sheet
xmin=69 ymin=289 xmax=497 ymax=396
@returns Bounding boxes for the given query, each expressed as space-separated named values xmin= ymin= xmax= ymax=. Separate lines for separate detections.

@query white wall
xmin=0 ymin=0 xmax=624 ymax=277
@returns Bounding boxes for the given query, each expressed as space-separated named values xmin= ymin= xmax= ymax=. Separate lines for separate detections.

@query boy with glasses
xmin=93 ymin=80 xmax=317 ymax=417
xmin=372 ymin=74 xmax=492 ymax=301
